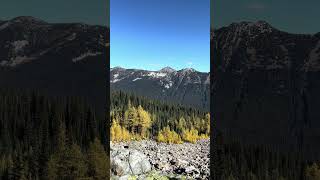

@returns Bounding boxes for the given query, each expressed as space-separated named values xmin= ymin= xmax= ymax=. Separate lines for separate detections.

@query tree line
xmin=0 ymin=88 xmax=109 ymax=179
xmin=110 ymin=90 xmax=210 ymax=143
xmin=213 ymin=132 xmax=320 ymax=180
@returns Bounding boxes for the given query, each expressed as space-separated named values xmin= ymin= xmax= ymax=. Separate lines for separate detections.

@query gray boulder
xmin=111 ymin=147 xmax=151 ymax=176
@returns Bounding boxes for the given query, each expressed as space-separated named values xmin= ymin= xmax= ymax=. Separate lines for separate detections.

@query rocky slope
xmin=212 ymin=21 xmax=320 ymax=159
xmin=111 ymin=140 xmax=210 ymax=179
xmin=0 ymin=16 xmax=109 ymax=115
xmin=110 ymin=67 xmax=210 ymax=110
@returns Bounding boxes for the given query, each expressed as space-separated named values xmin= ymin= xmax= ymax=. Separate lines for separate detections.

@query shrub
xmin=156 ymin=127 xmax=182 ymax=144
xmin=111 ymin=120 xmax=132 ymax=142
xmin=181 ymin=128 xmax=199 ymax=143
xmin=199 ymin=134 xmax=210 ymax=139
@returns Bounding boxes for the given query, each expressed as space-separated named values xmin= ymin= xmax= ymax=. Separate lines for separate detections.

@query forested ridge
xmin=213 ymin=133 xmax=320 ymax=180
xmin=0 ymin=88 xmax=109 ymax=179
xmin=110 ymin=90 xmax=210 ymax=143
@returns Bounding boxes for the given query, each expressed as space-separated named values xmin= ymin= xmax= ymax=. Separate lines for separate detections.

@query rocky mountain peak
xmin=159 ymin=66 xmax=176 ymax=73
xmin=10 ymin=16 xmax=48 ymax=26
xmin=111 ymin=66 xmax=126 ymax=71
xmin=230 ymin=20 xmax=272 ymax=28
xmin=212 ymin=20 xmax=320 ymax=71
xmin=180 ymin=68 xmax=196 ymax=74
xmin=227 ymin=20 xmax=275 ymax=35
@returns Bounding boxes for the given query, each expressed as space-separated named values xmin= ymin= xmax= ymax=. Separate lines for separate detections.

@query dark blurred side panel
xmin=211 ymin=1 xmax=320 ymax=180
xmin=0 ymin=0 xmax=110 ymax=179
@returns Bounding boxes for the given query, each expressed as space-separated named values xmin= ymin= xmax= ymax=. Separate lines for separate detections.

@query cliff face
xmin=212 ymin=21 xmax=320 ymax=159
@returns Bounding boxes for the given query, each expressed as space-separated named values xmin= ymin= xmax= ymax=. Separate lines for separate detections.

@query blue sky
xmin=111 ymin=0 xmax=210 ymax=72
xmin=212 ymin=0 xmax=320 ymax=34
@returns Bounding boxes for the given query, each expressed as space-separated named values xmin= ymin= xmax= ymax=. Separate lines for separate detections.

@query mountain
xmin=0 ymin=16 xmax=109 ymax=114
xmin=110 ymin=67 xmax=210 ymax=110
xmin=212 ymin=21 xmax=320 ymax=159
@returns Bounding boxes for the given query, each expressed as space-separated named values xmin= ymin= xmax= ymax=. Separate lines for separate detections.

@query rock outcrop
xmin=110 ymin=144 xmax=151 ymax=176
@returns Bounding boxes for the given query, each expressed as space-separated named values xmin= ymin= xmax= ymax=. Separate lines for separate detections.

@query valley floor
xmin=111 ymin=139 xmax=210 ymax=179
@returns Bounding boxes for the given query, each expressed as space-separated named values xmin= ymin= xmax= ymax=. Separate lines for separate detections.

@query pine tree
xmin=87 ymin=138 xmax=109 ymax=179
xmin=124 ymin=101 xmax=138 ymax=133
xmin=47 ymin=144 xmax=88 ymax=180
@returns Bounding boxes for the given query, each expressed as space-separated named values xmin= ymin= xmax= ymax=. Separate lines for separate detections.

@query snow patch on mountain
xmin=72 ymin=51 xmax=102 ymax=62
xmin=0 ymin=22 xmax=9 ymax=30
xmin=0 ymin=56 xmax=35 ymax=67
xmin=164 ymin=81 xmax=173 ymax=89
xmin=67 ymin=33 xmax=77 ymax=41
xmin=148 ymin=72 xmax=167 ymax=78
xmin=133 ymin=78 xmax=142 ymax=81
xmin=111 ymin=78 xmax=123 ymax=83
xmin=11 ymin=40 xmax=29 ymax=53
xmin=113 ymin=74 xmax=119 ymax=79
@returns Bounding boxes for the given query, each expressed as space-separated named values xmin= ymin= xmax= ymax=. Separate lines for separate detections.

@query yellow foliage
xmin=157 ymin=133 xmax=165 ymax=143
xmin=123 ymin=104 xmax=152 ymax=138
xmin=111 ymin=120 xmax=131 ymax=142
xmin=199 ymin=134 xmax=210 ymax=139
xmin=111 ymin=120 xmax=121 ymax=142
xmin=137 ymin=105 xmax=152 ymax=128
xmin=205 ymin=113 xmax=210 ymax=134
xmin=121 ymin=126 xmax=131 ymax=141
xmin=112 ymin=104 xmax=210 ymax=144
xmin=182 ymin=128 xmax=199 ymax=143
xmin=137 ymin=105 xmax=152 ymax=137
xmin=157 ymin=127 xmax=182 ymax=144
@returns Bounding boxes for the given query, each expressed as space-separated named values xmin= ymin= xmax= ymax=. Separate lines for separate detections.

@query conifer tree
xmin=137 ymin=105 xmax=152 ymax=137
xmin=87 ymin=138 xmax=109 ymax=179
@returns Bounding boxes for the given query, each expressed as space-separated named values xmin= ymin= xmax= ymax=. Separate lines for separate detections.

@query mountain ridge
xmin=110 ymin=67 xmax=210 ymax=110
xmin=0 ymin=16 xmax=109 ymax=68
xmin=110 ymin=66 xmax=208 ymax=73
xmin=212 ymin=20 xmax=320 ymax=35
xmin=0 ymin=16 xmax=109 ymax=116
xmin=212 ymin=20 xmax=320 ymax=159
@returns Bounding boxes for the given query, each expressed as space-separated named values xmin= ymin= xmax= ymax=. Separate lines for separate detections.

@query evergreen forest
xmin=213 ymin=132 xmax=320 ymax=180
xmin=0 ymin=89 xmax=109 ymax=180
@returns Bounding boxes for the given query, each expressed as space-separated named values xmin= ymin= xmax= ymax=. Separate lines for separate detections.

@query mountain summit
xmin=159 ymin=66 xmax=176 ymax=73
